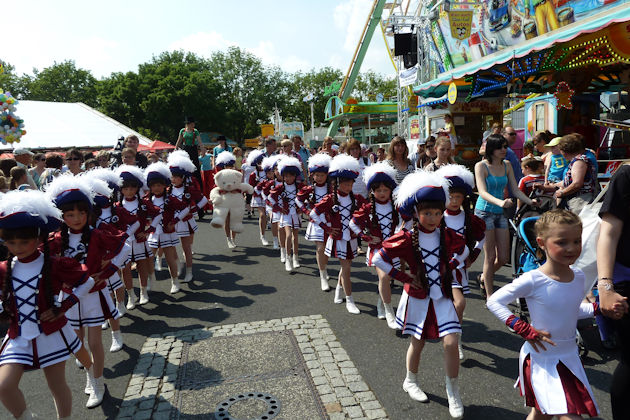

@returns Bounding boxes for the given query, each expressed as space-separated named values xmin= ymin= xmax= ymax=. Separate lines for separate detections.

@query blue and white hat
xmin=395 ymin=170 xmax=451 ymax=217
xmin=145 ymin=162 xmax=172 ymax=185
xmin=85 ymin=167 xmax=121 ymax=192
xmin=116 ymin=164 xmax=146 ymax=189
xmin=328 ymin=154 xmax=360 ymax=180
xmin=261 ymin=155 xmax=281 ymax=172
xmin=435 ymin=164 xmax=475 ymax=196
xmin=0 ymin=190 xmax=62 ymax=232
xmin=80 ymin=176 xmax=112 ymax=209
xmin=277 ymin=156 xmax=301 ymax=176
xmin=246 ymin=149 xmax=265 ymax=167
xmin=362 ymin=161 xmax=397 ymax=191
xmin=307 ymin=153 xmax=332 ymax=174
xmin=167 ymin=150 xmax=196 ymax=176
xmin=215 ymin=151 xmax=236 ymax=169
xmin=46 ymin=173 xmax=94 ymax=210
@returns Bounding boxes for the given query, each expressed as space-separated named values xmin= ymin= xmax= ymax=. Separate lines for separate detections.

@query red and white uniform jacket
xmin=112 ymin=197 xmax=162 ymax=243
xmin=149 ymin=193 xmax=189 ymax=234
xmin=296 ymin=183 xmax=330 ymax=214
xmin=349 ymin=199 xmax=397 ymax=264
xmin=268 ymin=182 xmax=305 ymax=215
xmin=310 ymin=192 xmax=368 ymax=241
xmin=170 ymin=179 xmax=209 ymax=221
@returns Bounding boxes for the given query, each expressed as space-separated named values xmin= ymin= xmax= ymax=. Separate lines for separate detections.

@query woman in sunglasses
xmin=64 ymin=148 xmax=84 ymax=175
xmin=29 ymin=153 xmax=47 ymax=189
xmin=474 ymin=135 xmax=537 ymax=299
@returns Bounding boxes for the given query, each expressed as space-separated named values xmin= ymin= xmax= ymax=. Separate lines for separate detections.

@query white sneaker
xmin=170 ymin=277 xmax=181 ymax=294
xmin=261 ymin=235 xmax=269 ymax=246
xmin=101 ymin=321 xmax=109 ymax=330
xmin=292 ymin=254 xmax=300 ymax=268
xmin=384 ymin=303 xmax=398 ymax=330
xmin=285 ymin=256 xmax=293 ymax=272
xmin=75 ymin=357 xmax=84 ymax=369
xmin=376 ymin=297 xmax=385 ymax=319
xmin=85 ymin=367 xmax=94 ymax=394
xmin=457 ymin=333 xmax=465 ymax=361
xmin=273 ymin=238 xmax=279 ymax=249
xmin=320 ymin=271 xmax=330 ymax=291
xmin=110 ymin=330 xmax=123 ymax=353
xmin=403 ymin=378 xmax=429 ymax=402
xmin=227 ymin=237 xmax=236 ymax=249
xmin=445 ymin=376 xmax=464 ymax=419
xmin=146 ymin=273 xmax=156 ymax=291
xmin=86 ymin=376 xmax=105 ymax=409
xmin=117 ymin=301 xmax=126 ymax=317
xmin=334 ymin=285 xmax=344 ymax=304
xmin=138 ymin=287 xmax=149 ymax=305
xmin=280 ymin=248 xmax=286 ymax=263
xmin=126 ymin=290 xmax=137 ymax=310
xmin=154 ymin=256 xmax=162 ymax=272
xmin=345 ymin=296 xmax=360 ymax=314
xmin=183 ymin=267 xmax=193 ymax=283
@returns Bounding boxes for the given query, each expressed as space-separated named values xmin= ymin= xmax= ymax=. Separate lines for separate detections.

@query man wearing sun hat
xmin=13 ymin=147 xmax=37 ymax=189
xmin=544 ymin=137 xmax=568 ymax=184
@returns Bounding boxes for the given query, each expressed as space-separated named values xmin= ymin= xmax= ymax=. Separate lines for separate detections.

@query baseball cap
xmin=544 ymin=137 xmax=562 ymax=147
xmin=13 ymin=147 xmax=34 ymax=156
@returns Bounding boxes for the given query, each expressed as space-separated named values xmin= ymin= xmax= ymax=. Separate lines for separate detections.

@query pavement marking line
xmin=115 ymin=314 xmax=388 ymax=420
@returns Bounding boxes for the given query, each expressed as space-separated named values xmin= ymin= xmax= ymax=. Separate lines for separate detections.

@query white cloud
xmin=248 ymin=41 xmax=311 ymax=73
xmin=75 ymin=37 xmax=119 ymax=78
xmin=167 ymin=31 xmax=237 ymax=56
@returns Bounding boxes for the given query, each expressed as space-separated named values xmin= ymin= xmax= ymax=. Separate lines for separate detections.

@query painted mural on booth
xmin=432 ymin=0 xmax=624 ymax=70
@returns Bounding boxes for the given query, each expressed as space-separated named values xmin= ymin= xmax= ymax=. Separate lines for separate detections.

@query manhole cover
xmin=215 ymin=392 xmax=281 ymax=420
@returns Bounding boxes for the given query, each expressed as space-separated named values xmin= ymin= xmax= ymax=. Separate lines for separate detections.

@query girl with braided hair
xmin=258 ymin=156 xmax=281 ymax=249
xmin=311 ymin=155 xmax=367 ymax=315
xmin=435 ymin=164 xmax=486 ymax=362
xmin=371 ymin=170 xmax=468 ymax=419
xmin=0 ymin=190 xmax=94 ymax=419
xmin=349 ymin=162 xmax=399 ymax=328
xmin=261 ymin=156 xmax=282 ymax=250
xmin=113 ymin=165 xmax=161 ymax=309
xmin=167 ymin=151 xmax=209 ymax=283
xmin=297 ymin=153 xmax=332 ymax=290
xmin=269 ymin=157 xmax=304 ymax=272
xmin=46 ymin=174 xmax=129 ymax=408
xmin=246 ymin=150 xmax=269 ymax=246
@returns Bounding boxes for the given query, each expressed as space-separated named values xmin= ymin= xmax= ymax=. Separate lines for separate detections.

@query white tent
xmin=1 ymin=100 xmax=151 ymax=151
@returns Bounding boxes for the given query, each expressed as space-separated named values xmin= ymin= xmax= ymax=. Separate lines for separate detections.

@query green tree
xmin=26 ymin=60 xmax=98 ymax=106
xmin=352 ymin=70 xmax=396 ymax=102
xmin=0 ymin=61 xmax=29 ymax=98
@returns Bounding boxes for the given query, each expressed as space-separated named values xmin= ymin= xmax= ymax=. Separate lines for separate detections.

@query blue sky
xmin=7 ymin=0 xmax=395 ymax=79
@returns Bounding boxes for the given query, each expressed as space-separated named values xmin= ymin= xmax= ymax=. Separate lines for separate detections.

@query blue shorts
xmin=474 ymin=209 xmax=508 ymax=230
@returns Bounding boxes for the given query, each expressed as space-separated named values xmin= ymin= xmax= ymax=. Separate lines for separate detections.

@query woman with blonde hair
xmin=386 ymin=136 xmax=414 ymax=185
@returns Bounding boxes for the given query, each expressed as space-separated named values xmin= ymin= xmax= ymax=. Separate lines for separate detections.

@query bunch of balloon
xmin=0 ymin=92 xmax=26 ymax=144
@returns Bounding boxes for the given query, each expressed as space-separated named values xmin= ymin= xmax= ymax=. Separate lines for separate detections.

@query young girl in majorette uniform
xmin=83 ymin=168 xmax=127 ymax=318
xmin=311 ymin=154 xmax=367 ymax=314
xmin=435 ymin=164 xmax=486 ymax=362
xmin=113 ymin=165 xmax=161 ymax=308
xmin=297 ymin=153 xmax=332 ymax=290
xmin=246 ymin=149 xmax=268 ymax=246
xmin=269 ymin=157 xmax=304 ymax=272
xmin=0 ymin=190 xmax=95 ymax=420
xmin=259 ymin=156 xmax=281 ymax=249
xmin=214 ymin=151 xmax=240 ymax=249
xmin=372 ymin=170 xmax=468 ymax=419
xmin=145 ymin=162 xmax=188 ymax=294
xmin=349 ymin=162 xmax=399 ymax=329
xmin=81 ymin=174 xmax=127 ymax=352
xmin=488 ymin=210 xmax=600 ymax=419
xmin=46 ymin=174 xmax=129 ymax=408
xmin=167 ymin=151 xmax=209 ymax=283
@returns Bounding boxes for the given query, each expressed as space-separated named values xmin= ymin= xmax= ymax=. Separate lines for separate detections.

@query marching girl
xmin=371 ymin=170 xmax=468 ymax=419
xmin=167 ymin=151 xmax=209 ymax=283
xmin=83 ymin=168 xmax=127 ymax=317
xmin=349 ymin=162 xmax=399 ymax=329
xmin=80 ymin=174 xmax=127 ymax=352
xmin=214 ymin=151 xmax=239 ymax=249
xmin=145 ymin=162 xmax=188 ymax=294
xmin=487 ymin=209 xmax=599 ymax=419
xmin=259 ymin=156 xmax=281 ymax=249
xmin=269 ymin=157 xmax=303 ymax=272
xmin=113 ymin=165 xmax=161 ymax=308
xmin=310 ymin=154 xmax=367 ymax=314
xmin=435 ymin=164 xmax=486 ymax=361
xmin=296 ymin=153 xmax=332 ymax=290
xmin=246 ymin=150 xmax=269 ymax=246
xmin=0 ymin=190 xmax=95 ymax=420
xmin=46 ymin=174 xmax=129 ymax=408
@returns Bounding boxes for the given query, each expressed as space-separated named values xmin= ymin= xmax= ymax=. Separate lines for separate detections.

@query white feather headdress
xmin=167 ymin=150 xmax=196 ymax=174
xmin=116 ymin=164 xmax=146 ymax=188
xmin=277 ymin=156 xmax=302 ymax=175
xmin=145 ymin=162 xmax=172 ymax=183
xmin=362 ymin=161 xmax=397 ymax=190
xmin=246 ymin=149 xmax=265 ymax=167
xmin=215 ymin=151 xmax=236 ymax=167
xmin=0 ymin=190 xmax=62 ymax=230
xmin=85 ymin=167 xmax=122 ymax=189
xmin=307 ymin=153 xmax=332 ymax=173
xmin=394 ymin=170 xmax=451 ymax=214
xmin=435 ymin=164 xmax=475 ymax=192
xmin=261 ymin=155 xmax=281 ymax=171
xmin=45 ymin=172 xmax=95 ymax=207
xmin=329 ymin=154 xmax=360 ymax=179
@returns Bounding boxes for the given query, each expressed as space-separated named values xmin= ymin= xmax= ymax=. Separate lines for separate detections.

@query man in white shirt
xmin=13 ymin=147 xmax=37 ymax=189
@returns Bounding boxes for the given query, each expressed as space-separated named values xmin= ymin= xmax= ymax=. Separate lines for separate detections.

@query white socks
xmin=110 ymin=330 xmax=124 ymax=352
xmin=260 ymin=235 xmax=269 ymax=246
xmin=334 ymin=284 xmax=344 ymax=304
xmin=138 ymin=287 xmax=149 ymax=305
xmin=183 ymin=266 xmax=193 ymax=283
xmin=384 ymin=302 xmax=397 ymax=330
xmin=170 ymin=277 xmax=181 ymax=293
xmin=445 ymin=376 xmax=464 ymax=418
xmin=126 ymin=289 xmax=137 ymax=310
xmin=319 ymin=270 xmax=330 ymax=291
xmin=403 ymin=371 xmax=429 ymax=402
xmin=376 ymin=297 xmax=385 ymax=319
xmin=273 ymin=237 xmax=279 ymax=249
xmin=292 ymin=254 xmax=300 ymax=268
xmin=345 ymin=296 xmax=360 ymax=314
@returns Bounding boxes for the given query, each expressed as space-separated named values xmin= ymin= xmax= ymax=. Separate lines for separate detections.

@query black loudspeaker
xmin=403 ymin=33 xmax=418 ymax=68
xmin=394 ymin=33 xmax=413 ymax=56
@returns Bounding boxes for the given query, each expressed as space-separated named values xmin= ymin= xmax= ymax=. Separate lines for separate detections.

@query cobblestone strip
xmin=116 ymin=315 xmax=387 ymax=420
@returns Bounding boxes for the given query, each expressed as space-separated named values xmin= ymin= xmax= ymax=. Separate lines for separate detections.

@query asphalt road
xmin=2 ymin=216 xmax=617 ymax=420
